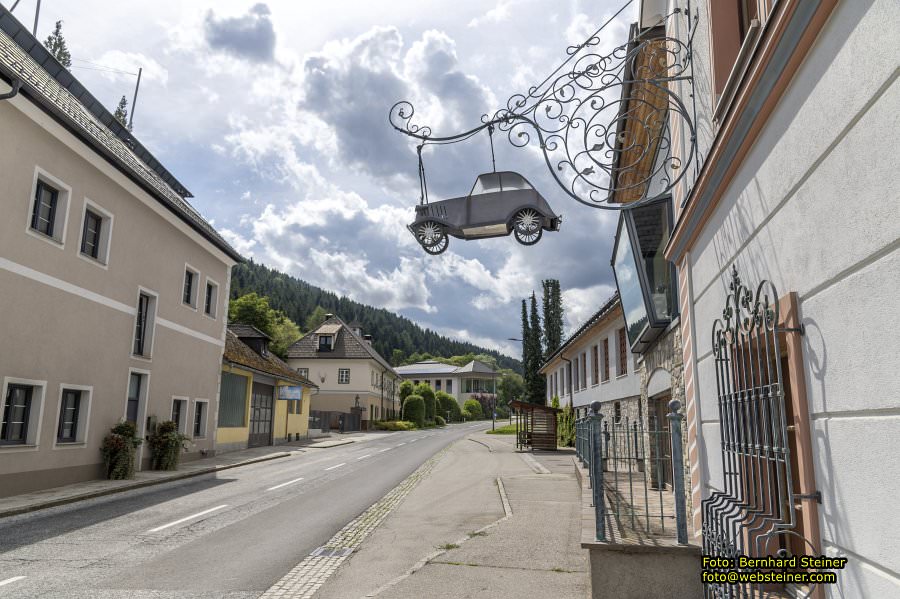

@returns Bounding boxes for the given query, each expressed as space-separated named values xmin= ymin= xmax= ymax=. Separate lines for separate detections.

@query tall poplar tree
xmin=527 ymin=292 xmax=546 ymax=403
xmin=542 ymin=279 xmax=564 ymax=358
xmin=44 ymin=21 xmax=72 ymax=68
xmin=521 ymin=299 xmax=531 ymax=398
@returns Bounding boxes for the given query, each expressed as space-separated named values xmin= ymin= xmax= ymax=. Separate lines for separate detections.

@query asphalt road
xmin=0 ymin=422 xmax=491 ymax=598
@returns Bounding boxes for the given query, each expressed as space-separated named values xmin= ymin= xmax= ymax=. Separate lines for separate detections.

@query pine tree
xmin=113 ymin=96 xmax=130 ymax=129
xmin=542 ymin=279 xmax=564 ymax=359
xmin=521 ymin=299 xmax=531 ymax=398
xmin=528 ymin=292 xmax=546 ymax=403
xmin=44 ymin=21 xmax=72 ymax=68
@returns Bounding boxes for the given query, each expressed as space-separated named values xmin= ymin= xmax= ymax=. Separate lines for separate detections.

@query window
xmin=338 ymin=368 xmax=350 ymax=384
xmin=204 ymin=279 xmax=219 ymax=317
xmin=614 ymin=401 xmax=622 ymax=423
xmin=133 ymin=291 xmax=156 ymax=357
xmin=56 ymin=389 xmax=81 ymax=442
xmin=602 ymin=339 xmax=610 ymax=382
xmin=318 ymin=335 xmax=333 ymax=351
xmin=572 ymin=357 xmax=579 ymax=391
xmin=446 ymin=379 xmax=452 ymax=393
xmin=581 ymin=352 xmax=587 ymax=388
xmin=171 ymin=398 xmax=188 ymax=433
xmin=183 ymin=267 xmax=198 ymax=307
xmin=591 ymin=346 xmax=599 ymax=385
xmin=435 ymin=380 xmax=441 ymax=391
xmin=126 ymin=372 xmax=145 ymax=425
xmin=193 ymin=401 xmax=208 ymax=437
xmin=617 ymin=328 xmax=628 ymax=376
xmin=80 ymin=210 xmax=102 ymax=258
xmin=31 ymin=180 xmax=59 ymax=237
xmin=27 ymin=169 xmax=71 ymax=246
xmin=297 ymin=368 xmax=309 ymax=379
xmin=1 ymin=384 xmax=33 ymax=445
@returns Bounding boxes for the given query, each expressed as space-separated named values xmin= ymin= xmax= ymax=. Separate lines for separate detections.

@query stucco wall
xmin=0 ymin=98 xmax=232 ymax=494
xmin=678 ymin=1 xmax=900 ymax=594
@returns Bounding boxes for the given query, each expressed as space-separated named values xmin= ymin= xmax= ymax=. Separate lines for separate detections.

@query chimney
xmin=363 ymin=334 xmax=373 ymax=346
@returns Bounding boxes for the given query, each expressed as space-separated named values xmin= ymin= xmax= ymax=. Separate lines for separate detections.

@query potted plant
xmin=100 ymin=421 xmax=142 ymax=480
xmin=147 ymin=420 xmax=188 ymax=471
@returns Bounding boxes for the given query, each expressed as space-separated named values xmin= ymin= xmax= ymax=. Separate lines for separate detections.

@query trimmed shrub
xmin=435 ymin=391 xmax=461 ymax=422
xmin=461 ymin=408 xmax=472 ymax=421
xmin=464 ymin=399 xmax=484 ymax=420
xmin=148 ymin=420 xmax=187 ymax=470
xmin=374 ymin=420 xmax=417 ymax=431
xmin=434 ymin=415 xmax=446 ymax=426
xmin=403 ymin=394 xmax=426 ymax=428
xmin=399 ymin=380 xmax=415 ymax=403
xmin=100 ymin=421 xmax=142 ymax=480
xmin=415 ymin=383 xmax=436 ymax=421
xmin=557 ymin=400 xmax=575 ymax=447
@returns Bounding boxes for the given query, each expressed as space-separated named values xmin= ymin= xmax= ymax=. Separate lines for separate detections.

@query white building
xmin=394 ymin=359 xmax=499 ymax=409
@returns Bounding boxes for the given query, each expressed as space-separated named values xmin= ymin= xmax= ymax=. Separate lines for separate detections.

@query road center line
xmin=409 ymin=438 xmax=418 ymax=443
xmin=325 ymin=463 xmax=346 ymax=471
xmin=148 ymin=505 xmax=228 ymax=533
xmin=356 ymin=454 xmax=372 ymax=460
xmin=267 ymin=477 xmax=305 ymax=491
xmin=378 ymin=447 xmax=391 ymax=453
xmin=0 ymin=577 xmax=26 ymax=588
xmin=396 ymin=442 xmax=406 ymax=447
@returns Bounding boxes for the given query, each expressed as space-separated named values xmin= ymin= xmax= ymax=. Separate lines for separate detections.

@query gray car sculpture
xmin=408 ymin=171 xmax=562 ymax=255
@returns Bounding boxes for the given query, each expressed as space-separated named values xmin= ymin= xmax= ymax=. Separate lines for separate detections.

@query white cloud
xmin=91 ymin=50 xmax=169 ymax=86
xmin=562 ymin=284 xmax=617 ymax=335
xmin=467 ymin=1 xmax=515 ymax=28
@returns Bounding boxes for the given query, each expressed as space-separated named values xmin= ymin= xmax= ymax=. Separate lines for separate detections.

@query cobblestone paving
xmin=258 ymin=444 xmax=452 ymax=599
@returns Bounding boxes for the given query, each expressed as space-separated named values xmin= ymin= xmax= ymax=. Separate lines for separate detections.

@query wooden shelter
xmin=510 ymin=400 xmax=561 ymax=451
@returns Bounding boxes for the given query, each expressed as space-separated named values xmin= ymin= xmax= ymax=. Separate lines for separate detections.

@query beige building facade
xmin=0 ymin=20 xmax=240 ymax=496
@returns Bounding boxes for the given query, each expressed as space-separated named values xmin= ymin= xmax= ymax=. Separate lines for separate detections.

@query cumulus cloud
xmin=92 ymin=50 xmax=169 ymax=86
xmin=204 ymin=3 xmax=276 ymax=63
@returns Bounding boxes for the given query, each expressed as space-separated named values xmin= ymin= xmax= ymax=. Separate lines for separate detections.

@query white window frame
xmin=52 ymin=384 xmax=93 ymax=449
xmin=77 ymin=198 xmax=114 ymax=268
xmin=26 ymin=166 xmax=72 ymax=249
xmin=297 ymin=367 xmax=309 ymax=379
xmin=192 ymin=399 xmax=209 ymax=438
xmin=202 ymin=276 xmax=219 ymax=319
xmin=171 ymin=396 xmax=189 ymax=435
xmin=0 ymin=377 xmax=48 ymax=452
xmin=338 ymin=368 xmax=350 ymax=385
xmin=182 ymin=264 xmax=200 ymax=310
xmin=132 ymin=287 xmax=159 ymax=360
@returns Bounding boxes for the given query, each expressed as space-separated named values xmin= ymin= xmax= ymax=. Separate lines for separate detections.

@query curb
xmin=0 ymin=451 xmax=292 ymax=519
xmin=305 ymin=439 xmax=355 ymax=449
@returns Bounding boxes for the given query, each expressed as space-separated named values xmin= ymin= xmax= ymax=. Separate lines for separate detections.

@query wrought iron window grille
xmin=389 ymin=0 xmax=699 ymax=212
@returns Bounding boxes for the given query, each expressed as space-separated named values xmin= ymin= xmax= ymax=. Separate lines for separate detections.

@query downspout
xmin=0 ymin=79 xmax=22 ymax=101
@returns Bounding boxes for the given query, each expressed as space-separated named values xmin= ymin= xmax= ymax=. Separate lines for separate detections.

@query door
xmin=248 ymin=382 xmax=274 ymax=447
xmin=649 ymin=395 xmax=673 ymax=489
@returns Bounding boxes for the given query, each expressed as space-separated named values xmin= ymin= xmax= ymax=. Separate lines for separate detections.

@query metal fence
xmin=309 ymin=410 xmax=361 ymax=433
xmin=576 ymin=399 xmax=688 ymax=544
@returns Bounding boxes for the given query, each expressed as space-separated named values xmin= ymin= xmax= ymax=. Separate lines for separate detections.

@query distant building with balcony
xmin=394 ymin=359 xmax=500 ymax=410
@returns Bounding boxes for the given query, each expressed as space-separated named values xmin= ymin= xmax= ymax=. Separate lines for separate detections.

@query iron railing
xmin=576 ymin=399 xmax=688 ymax=544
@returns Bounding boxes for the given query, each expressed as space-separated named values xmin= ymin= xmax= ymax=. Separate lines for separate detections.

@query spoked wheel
xmin=416 ymin=220 xmax=445 ymax=247
xmin=422 ymin=234 xmax=449 ymax=255
xmin=512 ymin=208 xmax=543 ymax=245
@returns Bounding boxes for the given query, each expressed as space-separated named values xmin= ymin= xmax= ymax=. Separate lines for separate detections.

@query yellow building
xmin=218 ymin=325 xmax=317 ymax=453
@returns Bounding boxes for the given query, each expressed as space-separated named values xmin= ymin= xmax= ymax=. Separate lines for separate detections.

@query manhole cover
xmin=310 ymin=546 xmax=353 ymax=558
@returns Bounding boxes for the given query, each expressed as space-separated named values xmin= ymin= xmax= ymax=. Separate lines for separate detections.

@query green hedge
xmin=415 ymin=383 xmax=436 ymax=421
xmin=373 ymin=420 xmax=417 ymax=431
xmin=463 ymin=399 xmax=484 ymax=420
xmin=434 ymin=415 xmax=446 ymax=426
xmin=435 ymin=391 xmax=461 ymax=422
xmin=403 ymin=394 xmax=426 ymax=428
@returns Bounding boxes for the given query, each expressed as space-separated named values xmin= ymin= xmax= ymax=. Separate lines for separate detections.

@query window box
xmin=611 ymin=196 xmax=677 ymax=354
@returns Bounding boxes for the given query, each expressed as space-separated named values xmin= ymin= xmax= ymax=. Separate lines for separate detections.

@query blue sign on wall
xmin=279 ymin=386 xmax=304 ymax=400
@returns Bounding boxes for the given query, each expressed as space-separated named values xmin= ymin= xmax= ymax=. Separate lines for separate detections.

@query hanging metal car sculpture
xmin=408 ymin=171 xmax=561 ymax=255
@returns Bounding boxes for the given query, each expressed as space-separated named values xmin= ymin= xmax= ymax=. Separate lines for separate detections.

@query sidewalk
xmin=314 ymin=432 xmax=588 ymax=599
xmin=0 ymin=435 xmax=356 ymax=519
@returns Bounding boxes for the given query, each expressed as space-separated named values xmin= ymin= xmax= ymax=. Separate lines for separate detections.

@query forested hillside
xmin=230 ymin=261 xmax=522 ymax=372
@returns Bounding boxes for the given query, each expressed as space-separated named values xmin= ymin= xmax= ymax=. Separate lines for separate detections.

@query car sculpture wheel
xmin=422 ymin=233 xmax=449 ymax=255
xmin=416 ymin=221 xmax=445 ymax=247
xmin=512 ymin=208 xmax=542 ymax=245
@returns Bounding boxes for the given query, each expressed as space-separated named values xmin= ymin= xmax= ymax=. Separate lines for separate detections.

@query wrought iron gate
xmin=702 ymin=266 xmax=814 ymax=598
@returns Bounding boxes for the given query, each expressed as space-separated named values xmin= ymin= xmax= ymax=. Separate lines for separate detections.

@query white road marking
xmin=409 ymin=438 xmax=418 ymax=443
xmin=356 ymin=454 xmax=372 ymax=460
xmin=378 ymin=447 xmax=391 ymax=453
xmin=0 ymin=577 xmax=26 ymax=588
xmin=325 ymin=463 xmax=346 ymax=471
xmin=396 ymin=442 xmax=406 ymax=447
xmin=148 ymin=505 xmax=228 ymax=533
xmin=267 ymin=477 xmax=304 ymax=491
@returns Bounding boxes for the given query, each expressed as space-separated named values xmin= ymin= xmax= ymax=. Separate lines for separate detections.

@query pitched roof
xmin=395 ymin=359 xmax=499 ymax=376
xmin=228 ymin=323 xmax=271 ymax=340
xmin=0 ymin=7 xmax=242 ymax=262
xmin=223 ymin=330 xmax=316 ymax=387
xmin=286 ymin=315 xmax=395 ymax=372
xmin=541 ymin=293 xmax=621 ymax=371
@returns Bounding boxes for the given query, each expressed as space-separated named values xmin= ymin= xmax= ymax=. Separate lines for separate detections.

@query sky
xmin=7 ymin=0 xmax=637 ymax=358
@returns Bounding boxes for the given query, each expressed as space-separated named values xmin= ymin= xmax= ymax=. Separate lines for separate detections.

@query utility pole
xmin=128 ymin=67 xmax=142 ymax=130
xmin=31 ymin=0 xmax=41 ymax=36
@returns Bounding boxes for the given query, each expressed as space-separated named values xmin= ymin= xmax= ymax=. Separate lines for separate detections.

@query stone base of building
xmin=0 ymin=463 xmax=105 ymax=498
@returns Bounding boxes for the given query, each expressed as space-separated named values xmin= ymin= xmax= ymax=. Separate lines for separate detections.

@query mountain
xmin=230 ymin=261 xmax=522 ymax=372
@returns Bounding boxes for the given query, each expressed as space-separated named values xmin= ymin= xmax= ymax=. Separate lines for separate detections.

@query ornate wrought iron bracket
xmin=389 ymin=2 xmax=698 ymax=211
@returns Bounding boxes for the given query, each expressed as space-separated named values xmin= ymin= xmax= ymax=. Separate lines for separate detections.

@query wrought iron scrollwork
xmin=389 ymin=6 xmax=697 ymax=210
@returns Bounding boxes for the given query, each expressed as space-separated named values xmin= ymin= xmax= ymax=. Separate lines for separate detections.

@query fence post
xmin=668 ymin=399 xmax=688 ymax=545
xmin=590 ymin=400 xmax=605 ymax=541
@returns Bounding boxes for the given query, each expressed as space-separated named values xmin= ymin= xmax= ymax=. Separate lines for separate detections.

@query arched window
xmin=614 ymin=401 xmax=622 ymax=423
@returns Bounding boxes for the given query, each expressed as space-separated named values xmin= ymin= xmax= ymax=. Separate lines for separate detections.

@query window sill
xmin=53 ymin=441 xmax=86 ymax=449
xmin=131 ymin=354 xmax=153 ymax=363
xmin=0 ymin=443 xmax=38 ymax=452
xmin=78 ymin=252 xmax=109 ymax=270
xmin=26 ymin=227 xmax=65 ymax=249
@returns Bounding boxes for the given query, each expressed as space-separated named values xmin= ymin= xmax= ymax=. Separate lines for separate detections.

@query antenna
xmin=32 ymin=0 xmax=41 ymax=36
xmin=128 ymin=67 xmax=142 ymax=129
